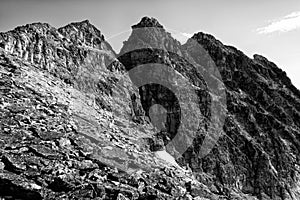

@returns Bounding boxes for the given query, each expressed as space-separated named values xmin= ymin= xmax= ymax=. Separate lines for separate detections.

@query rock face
xmin=0 ymin=17 xmax=300 ymax=200
xmin=189 ymin=32 xmax=300 ymax=199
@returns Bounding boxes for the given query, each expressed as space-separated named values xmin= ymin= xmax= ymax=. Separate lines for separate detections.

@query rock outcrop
xmin=185 ymin=32 xmax=300 ymax=199
xmin=0 ymin=17 xmax=299 ymax=200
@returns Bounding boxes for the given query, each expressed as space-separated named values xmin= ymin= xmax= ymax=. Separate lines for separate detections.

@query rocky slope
xmin=0 ymin=17 xmax=299 ymax=200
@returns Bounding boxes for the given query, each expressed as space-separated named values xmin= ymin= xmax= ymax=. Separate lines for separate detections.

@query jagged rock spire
xmin=132 ymin=16 xmax=164 ymax=29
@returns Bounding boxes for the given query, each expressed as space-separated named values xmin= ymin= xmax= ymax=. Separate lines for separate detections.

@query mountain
xmin=0 ymin=17 xmax=299 ymax=200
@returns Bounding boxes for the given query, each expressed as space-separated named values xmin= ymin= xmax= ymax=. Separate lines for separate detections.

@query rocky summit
xmin=0 ymin=17 xmax=300 ymax=200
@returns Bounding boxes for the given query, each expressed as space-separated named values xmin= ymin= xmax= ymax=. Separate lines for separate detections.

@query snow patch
xmin=155 ymin=150 xmax=179 ymax=167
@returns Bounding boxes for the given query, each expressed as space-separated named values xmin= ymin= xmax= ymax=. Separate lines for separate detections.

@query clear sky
xmin=0 ymin=0 xmax=299 ymax=88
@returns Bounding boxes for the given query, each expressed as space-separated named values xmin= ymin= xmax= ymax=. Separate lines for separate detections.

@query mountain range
xmin=0 ymin=17 xmax=300 ymax=200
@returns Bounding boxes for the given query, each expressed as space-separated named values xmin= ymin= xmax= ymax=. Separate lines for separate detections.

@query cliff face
xmin=0 ymin=17 xmax=300 ymax=200
xmin=187 ymin=33 xmax=300 ymax=199
xmin=118 ymin=17 xmax=300 ymax=200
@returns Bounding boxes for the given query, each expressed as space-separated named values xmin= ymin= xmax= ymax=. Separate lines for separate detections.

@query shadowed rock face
xmin=187 ymin=33 xmax=300 ymax=199
xmin=0 ymin=17 xmax=300 ymax=200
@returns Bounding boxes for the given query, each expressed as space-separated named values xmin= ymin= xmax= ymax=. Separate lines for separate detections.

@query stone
xmin=0 ymin=162 xmax=5 ymax=170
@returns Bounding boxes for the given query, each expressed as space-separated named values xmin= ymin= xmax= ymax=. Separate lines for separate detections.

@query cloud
xmin=181 ymin=32 xmax=194 ymax=38
xmin=171 ymin=32 xmax=193 ymax=44
xmin=257 ymin=11 xmax=300 ymax=34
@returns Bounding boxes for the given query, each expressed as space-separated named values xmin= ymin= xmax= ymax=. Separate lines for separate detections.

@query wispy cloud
xmin=171 ymin=32 xmax=193 ymax=44
xmin=257 ymin=11 xmax=300 ymax=34
xmin=181 ymin=32 xmax=194 ymax=38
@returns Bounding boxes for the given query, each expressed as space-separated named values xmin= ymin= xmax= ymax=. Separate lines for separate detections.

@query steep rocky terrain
xmin=0 ymin=17 xmax=299 ymax=200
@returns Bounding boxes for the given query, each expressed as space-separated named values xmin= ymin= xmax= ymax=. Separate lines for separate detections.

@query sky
xmin=0 ymin=0 xmax=299 ymax=89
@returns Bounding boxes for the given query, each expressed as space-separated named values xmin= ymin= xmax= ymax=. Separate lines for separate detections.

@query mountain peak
xmin=69 ymin=19 xmax=91 ymax=27
xmin=132 ymin=16 xmax=164 ymax=29
xmin=59 ymin=19 xmax=98 ymax=33
xmin=192 ymin=31 xmax=222 ymax=46
xmin=57 ymin=19 xmax=105 ymax=43
xmin=79 ymin=19 xmax=90 ymax=24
